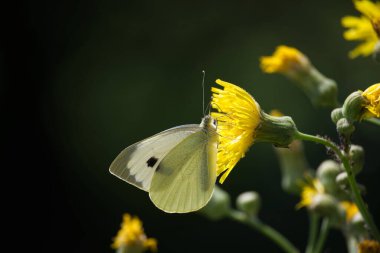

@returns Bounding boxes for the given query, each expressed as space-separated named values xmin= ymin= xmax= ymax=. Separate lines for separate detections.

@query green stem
xmin=228 ymin=210 xmax=299 ymax=253
xmin=306 ymin=213 xmax=319 ymax=253
xmin=314 ymin=218 xmax=330 ymax=253
xmin=295 ymin=131 xmax=380 ymax=242
xmin=365 ymin=117 xmax=380 ymax=126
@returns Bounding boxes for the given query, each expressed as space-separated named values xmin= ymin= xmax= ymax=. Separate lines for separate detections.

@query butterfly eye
xmin=213 ymin=119 xmax=217 ymax=126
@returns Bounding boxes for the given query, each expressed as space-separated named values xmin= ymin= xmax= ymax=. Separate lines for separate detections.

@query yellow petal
xmin=211 ymin=79 xmax=260 ymax=183
xmin=260 ymin=45 xmax=309 ymax=74
xmin=362 ymin=83 xmax=380 ymax=117
xmin=341 ymin=0 xmax=380 ymax=58
xmin=349 ymin=39 xmax=377 ymax=58
xmin=354 ymin=0 xmax=380 ymax=19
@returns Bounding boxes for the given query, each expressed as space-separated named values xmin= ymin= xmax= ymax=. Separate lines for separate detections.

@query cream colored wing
xmin=149 ymin=130 xmax=218 ymax=213
xmin=109 ymin=125 xmax=200 ymax=191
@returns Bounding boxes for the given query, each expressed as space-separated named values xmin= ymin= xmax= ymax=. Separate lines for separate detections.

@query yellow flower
xmin=297 ymin=179 xmax=325 ymax=209
xmin=342 ymin=0 xmax=380 ymax=58
xmin=112 ymin=213 xmax=157 ymax=252
xmin=358 ymin=240 xmax=380 ymax=253
xmin=340 ymin=201 xmax=360 ymax=221
xmin=211 ymin=80 xmax=298 ymax=183
xmin=260 ymin=45 xmax=310 ymax=75
xmin=362 ymin=83 xmax=380 ymax=118
xmin=261 ymin=46 xmax=338 ymax=108
xmin=211 ymin=79 xmax=261 ymax=183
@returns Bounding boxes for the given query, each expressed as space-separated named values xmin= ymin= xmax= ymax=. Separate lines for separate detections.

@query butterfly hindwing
xmin=109 ymin=125 xmax=200 ymax=191
xmin=149 ymin=129 xmax=218 ymax=213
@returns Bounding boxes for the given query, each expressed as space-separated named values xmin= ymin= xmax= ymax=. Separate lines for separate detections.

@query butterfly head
xmin=200 ymin=115 xmax=217 ymax=131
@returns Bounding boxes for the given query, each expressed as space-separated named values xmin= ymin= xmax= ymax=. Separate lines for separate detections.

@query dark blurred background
xmin=7 ymin=0 xmax=380 ymax=252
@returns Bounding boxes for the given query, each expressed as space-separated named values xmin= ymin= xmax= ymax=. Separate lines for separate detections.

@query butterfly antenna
xmin=204 ymin=102 xmax=211 ymax=116
xmin=202 ymin=70 xmax=206 ymax=116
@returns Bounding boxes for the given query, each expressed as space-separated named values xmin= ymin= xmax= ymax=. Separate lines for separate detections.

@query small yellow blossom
xmin=297 ymin=179 xmax=325 ymax=209
xmin=260 ymin=45 xmax=310 ymax=75
xmin=211 ymin=79 xmax=261 ymax=183
xmin=112 ymin=213 xmax=157 ymax=252
xmin=362 ymin=83 xmax=380 ymax=118
xmin=358 ymin=240 xmax=380 ymax=253
xmin=340 ymin=201 xmax=360 ymax=221
xmin=342 ymin=0 xmax=380 ymax=58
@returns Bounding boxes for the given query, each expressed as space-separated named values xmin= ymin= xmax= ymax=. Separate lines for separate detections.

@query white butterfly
xmin=109 ymin=115 xmax=218 ymax=213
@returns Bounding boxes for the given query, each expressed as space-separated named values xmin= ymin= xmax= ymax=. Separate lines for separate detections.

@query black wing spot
xmin=146 ymin=157 xmax=158 ymax=168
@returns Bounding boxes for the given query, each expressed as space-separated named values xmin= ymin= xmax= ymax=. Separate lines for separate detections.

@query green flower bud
xmin=255 ymin=111 xmax=298 ymax=148
xmin=331 ymin=108 xmax=344 ymax=124
xmin=336 ymin=172 xmax=349 ymax=190
xmin=274 ymin=140 xmax=311 ymax=194
xmin=316 ymin=160 xmax=341 ymax=194
xmin=236 ymin=191 xmax=261 ymax=217
xmin=342 ymin=91 xmax=366 ymax=122
xmin=336 ymin=118 xmax=355 ymax=136
xmin=331 ymin=108 xmax=343 ymax=124
xmin=309 ymin=193 xmax=339 ymax=217
xmin=199 ymin=186 xmax=230 ymax=220
xmin=349 ymin=145 xmax=365 ymax=175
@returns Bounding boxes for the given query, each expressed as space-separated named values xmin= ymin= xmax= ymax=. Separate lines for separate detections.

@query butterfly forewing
xmin=109 ymin=125 xmax=200 ymax=191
